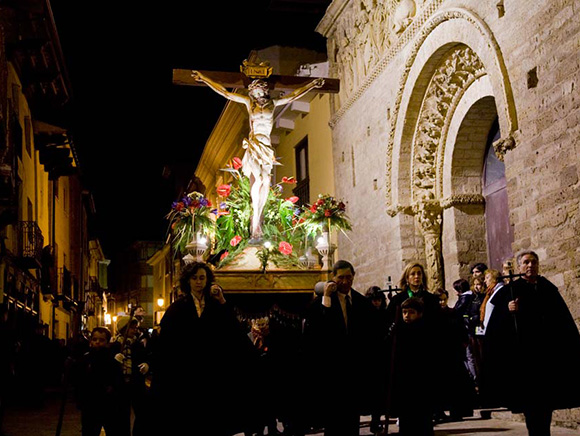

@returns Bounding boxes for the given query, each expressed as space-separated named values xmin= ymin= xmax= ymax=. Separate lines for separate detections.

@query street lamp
xmin=157 ymin=295 xmax=165 ymax=308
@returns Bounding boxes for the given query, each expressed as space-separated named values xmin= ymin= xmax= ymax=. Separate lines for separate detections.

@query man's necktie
xmin=345 ymin=294 xmax=352 ymax=330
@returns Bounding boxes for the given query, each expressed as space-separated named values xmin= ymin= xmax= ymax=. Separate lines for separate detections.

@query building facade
xmin=316 ymin=0 xmax=580 ymax=426
xmin=0 ymin=1 xmax=108 ymax=347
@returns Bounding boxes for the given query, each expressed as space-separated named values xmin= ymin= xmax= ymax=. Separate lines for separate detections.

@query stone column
xmin=415 ymin=201 xmax=444 ymax=291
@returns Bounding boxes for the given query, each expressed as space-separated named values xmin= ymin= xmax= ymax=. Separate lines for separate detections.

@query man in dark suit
xmin=303 ymin=260 xmax=380 ymax=436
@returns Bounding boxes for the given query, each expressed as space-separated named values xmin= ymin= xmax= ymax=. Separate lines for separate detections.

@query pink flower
xmin=231 ymin=157 xmax=242 ymax=170
xmin=217 ymin=184 xmax=231 ymax=197
xmin=217 ymin=211 xmax=230 ymax=216
xmin=281 ymin=176 xmax=297 ymax=184
xmin=230 ymin=235 xmax=242 ymax=247
xmin=278 ymin=241 xmax=293 ymax=255
xmin=220 ymin=251 xmax=229 ymax=260
xmin=286 ymin=196 xmax=299 ymax=203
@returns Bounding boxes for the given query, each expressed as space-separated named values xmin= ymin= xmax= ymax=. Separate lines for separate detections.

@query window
xmin=24 ymin=117 xmax=32 ymax=157
xmin=293 ymin=137 xmax=310 ymax=206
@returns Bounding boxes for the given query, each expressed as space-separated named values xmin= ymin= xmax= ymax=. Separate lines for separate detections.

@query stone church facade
xmin=317 ymin=0 xmax=580 ymax=425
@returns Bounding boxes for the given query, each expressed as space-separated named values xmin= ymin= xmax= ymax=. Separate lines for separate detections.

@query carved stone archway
xmin=386 ymin=8 xmax=518 ymax=289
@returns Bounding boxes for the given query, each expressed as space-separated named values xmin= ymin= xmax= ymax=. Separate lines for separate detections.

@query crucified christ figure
xmin=191 ymin=70 xmax=325 ymax=242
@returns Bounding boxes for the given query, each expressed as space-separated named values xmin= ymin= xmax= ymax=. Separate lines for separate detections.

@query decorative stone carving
xmin=412 ymin=46 xmax=484 ymax=203
xmin=393 ymin=0 xmax=417 ymax=34
xmin=326 ymin=0 xmax=395 ymax=106
xmin=440 ymin=193 xmax=485 ymax=209
xmin=413 ymin=201 xmax=444 ymax=290
xmin=378 ymin=8 xmax=518 ymax=213
xmin=492 ymin=134 xmax=516 ymax=161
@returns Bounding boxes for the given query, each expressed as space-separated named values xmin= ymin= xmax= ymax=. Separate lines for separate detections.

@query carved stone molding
xmin=412 ymin=46 xmax=485 ymax=202
xmin=385 ymin=8 xmax=517 ymax=214
xmin=440 ymin=193 xmax=485 ymax=209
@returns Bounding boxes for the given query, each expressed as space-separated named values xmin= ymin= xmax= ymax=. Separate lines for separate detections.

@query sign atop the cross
xmin=240 ymin=59 xmax=273 ymax=79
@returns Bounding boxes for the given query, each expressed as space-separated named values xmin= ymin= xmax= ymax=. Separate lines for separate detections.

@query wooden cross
xmin=173 ymin=68 xmax=340 ymax=93
xmin=173 ymin=51 xmax=339 ymax=94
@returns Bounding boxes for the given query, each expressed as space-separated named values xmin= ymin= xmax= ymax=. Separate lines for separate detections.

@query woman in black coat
xmin=151 ymin=261 xmax=257 ymax=435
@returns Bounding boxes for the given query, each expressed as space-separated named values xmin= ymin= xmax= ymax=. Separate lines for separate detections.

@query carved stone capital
xmin=413 ymin=201 xmax=443 ymax=235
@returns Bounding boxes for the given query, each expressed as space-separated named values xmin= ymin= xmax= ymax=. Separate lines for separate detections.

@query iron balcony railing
xmin=18 ymin=221 xmax=44 ymax=269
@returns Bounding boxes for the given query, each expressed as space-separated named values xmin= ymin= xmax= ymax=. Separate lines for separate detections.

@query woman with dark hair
xmin=151 ymin=261 xmax=257 ymax=436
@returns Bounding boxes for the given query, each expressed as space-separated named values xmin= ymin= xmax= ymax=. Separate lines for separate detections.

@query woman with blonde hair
xmin=386 ymin=261 xmax=440 ymax=330
xmin=397 ymin=261 xmax=428 ymax=293
xmin=385 ymin=262 xmax=442 ymax=431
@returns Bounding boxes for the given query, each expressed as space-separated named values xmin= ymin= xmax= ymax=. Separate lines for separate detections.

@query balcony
xmin=17 ymin=221 xmax=44 ymax=269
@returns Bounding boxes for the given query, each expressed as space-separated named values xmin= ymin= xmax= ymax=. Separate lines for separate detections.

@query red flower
xmin=324 ymin=210 xmax=332 ymax=217
xmin=310 ymin=204 xmax=318 ymax=213
xmin=217 ymin=184 xmax=231 ymax=197
xmin=281 ymin=176 xmax=297 ymax=184
xmin=175 ymin=202 xmax=184 ymax=211
xmin=231 ymin=157 xmax=242 ymax=170
xmin=286 ymin=196 xmax=299 ymax=203
xmin=220 ymin=251 xmax=229 ymax=261
xmin=338 ymin=202 xmax=346 ymax=211
xmin=217 ymin=211 xmax=230 ymax=216
xmin=278 ymin=241 xmax=293 ymax=255
xmin=230 ymin=235 xmax=242 ymax=247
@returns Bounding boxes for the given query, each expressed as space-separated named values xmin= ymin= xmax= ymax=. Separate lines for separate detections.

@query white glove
xmin=138 ymin=363 xmax=149 ymax=374
xmin=114 ymin=353 xmax=125 ymax=363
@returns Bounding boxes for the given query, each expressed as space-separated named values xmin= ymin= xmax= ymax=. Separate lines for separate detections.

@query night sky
xmin=49 ymin=1 xmax=328 ymax=259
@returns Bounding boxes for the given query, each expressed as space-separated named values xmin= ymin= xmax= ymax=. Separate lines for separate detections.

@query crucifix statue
xmin=173 ymin=56 xmax=339 ymax=242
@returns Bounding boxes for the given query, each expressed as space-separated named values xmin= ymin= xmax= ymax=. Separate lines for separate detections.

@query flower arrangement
xmin=166 ymin=192 xmax=215 ymax=255
xmin=213 ymin=158 xmax=306 ymax=269
xmin=297 ymin=194 xmax=352 ymax=238
xmin=165 ymin=156 xmax=350 ymax=271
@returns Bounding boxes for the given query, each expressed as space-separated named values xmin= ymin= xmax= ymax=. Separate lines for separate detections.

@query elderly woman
xmin=151 ymin=261 xmax=257 ymax=435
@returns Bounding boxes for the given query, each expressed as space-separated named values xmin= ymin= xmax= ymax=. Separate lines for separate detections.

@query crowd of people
xmin=2 ymin=251 xmax=580 ymax=436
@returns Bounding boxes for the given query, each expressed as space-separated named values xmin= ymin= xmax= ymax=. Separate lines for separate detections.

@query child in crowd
xmin=389 ymin=297 xmax=437 ymax=436
xmin=72 ymin=327 xmax=125 ymax=436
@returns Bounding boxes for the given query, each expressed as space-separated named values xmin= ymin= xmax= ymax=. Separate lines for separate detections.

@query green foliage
xmin=296 ymin=193 xmax=353 ymax=239
xmin=166 ymin=192 xmax=215 ymax=256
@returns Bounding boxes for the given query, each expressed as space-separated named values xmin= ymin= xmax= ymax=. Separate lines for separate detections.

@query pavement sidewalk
xmin=3 ymin=388 xmax=579 ymax=436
